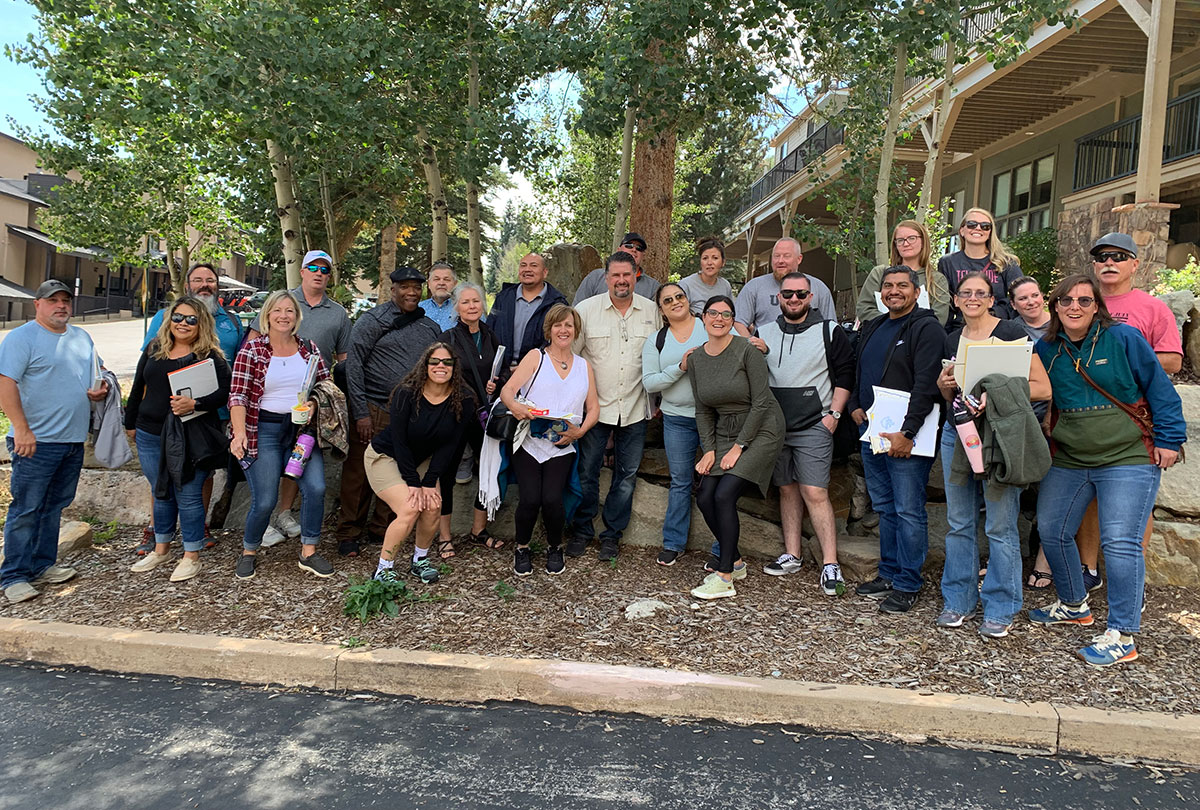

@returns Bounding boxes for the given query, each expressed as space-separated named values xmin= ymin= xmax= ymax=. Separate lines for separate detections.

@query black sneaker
xmin=657 ymin=549 xmax=681 ymax=566
xmin=1082 ymin=566 xmax=1104 ymax=592
xmin=855 ymin=576 xmax=893 ymax=599
xmin=298 ymin=551 xmax=334 ymax=578
xmin=703 ymin=554 xmax=720 ymax=573
xmin=410 ymin=557 xmax=440 ymax=583
xmin=879 ymin=589 xmax=919 ymax=614
xmin=546 ymin=547 xmax=565 ymax=575
xmin=565 ymin=535 xmax=589 ymax=558
xmin=597 ymin=540 xmax=619 ymax=562
xmin=235 ymin=554 xmax=257 ymax=580
xmin=514 ymin=547 xmax=533 ymax=576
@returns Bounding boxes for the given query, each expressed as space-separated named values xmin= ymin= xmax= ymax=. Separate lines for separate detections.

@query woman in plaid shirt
xmin=229 ymin=291 xmax=330 ymax=581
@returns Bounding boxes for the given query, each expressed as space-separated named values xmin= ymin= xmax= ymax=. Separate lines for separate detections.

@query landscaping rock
xmin=1156 ymin=385 xmax=1200 ymax=518
xmin=1146 ymin=520 xmax=1200 ymax=587
xmin=0 ymin=520 xmax=91 ymax=568
xmin=624 ymin=599 xmax=670 ymax=620
xmin=1158 ymin=290 xmax=1194 ymax=335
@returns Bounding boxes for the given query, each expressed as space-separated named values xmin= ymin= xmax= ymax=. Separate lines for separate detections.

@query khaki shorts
xmin=364 ymin=445 xmax=430 ymax=494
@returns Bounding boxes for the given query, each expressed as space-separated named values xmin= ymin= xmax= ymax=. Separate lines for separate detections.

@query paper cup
xmin=291 ymin=404 xmax=312 ymax=425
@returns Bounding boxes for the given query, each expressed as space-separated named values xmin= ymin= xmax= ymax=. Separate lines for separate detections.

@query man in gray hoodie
xmin=756 ymin=273 xmax=855 ymax=596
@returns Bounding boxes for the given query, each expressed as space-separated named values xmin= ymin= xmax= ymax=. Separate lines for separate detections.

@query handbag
xmin=484 ymin=350 xmax=544 ymax=441
xmin=1074 ymin=363 xmax=1182 ymax=462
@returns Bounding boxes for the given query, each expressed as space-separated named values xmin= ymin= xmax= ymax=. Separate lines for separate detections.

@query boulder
xmin=1155 ymin=385 xmax=1200 ymax=518
xmin=1145 ymin=520 xmax=1200 ymax=587
xmin=1184 ymin=304 xmax=1200 ymax=373
xmin=0 ymin=520 xmax=92 ymax=568
xmin=544 ymin=242 xmax=603 ymax=303
xmin=1157 ymin=290 xmax=1195 ymax=335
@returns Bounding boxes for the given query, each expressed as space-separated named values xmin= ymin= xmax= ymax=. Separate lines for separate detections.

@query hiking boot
xmin=514 ymin=547 xmax=533 ymax=577
xmin=763 ymin=553 xmax=803 ymax=576
xmin=1029 ymin=599 xmax=1093 ymax=626
xmin=597 ymin=540 xmax=619 ymax=562
xmin=936 ymin=609 xmax=976 ymax=628
xmin=691 ymin=576 xmax=735 ymax=600
xmin=565 ymin=535 xmax=589 ymax=558
xmin=275 ymin=510 xmax=301 ymax=538
xmin=978 ymin=619 xmax=1012 ymax=639
xmin=855 ymin=576 xmax=893 ymax=600
xmin=170 ymin=557 xmax=202 ymax=582
xmin=261 ymin=525 xmax=287 ymax=548
xmin=657 ymin=549 xmax=681 ymax=567
xmin=1081 ymin=566 xmax=1104 ymax=592
xmin=131 ymin=552 xmax=171 ymax=573
xmin=820 ymin=563 xmax=846 ymax=596
xmin=235 ymin=554 xmax=257 ymax=580
xmin=1077 ymin=629 xmax=1138 ymax=667
xmin=4 ymin=582 xmax=39 ymax=604
xmin=33 ymin=565 xmax=78 ymax=585
xmin=546 ymin=546 xmax=565 ymax=575
xmin=202 ymin=524 xmax=217 ymax=550
xmin=879 ymin=589 xmax=919 ymax=614
xmin=298 ymin=551 xmax=334 ymax=578
xmin=410 ymin=557 xmax=440 ymax=584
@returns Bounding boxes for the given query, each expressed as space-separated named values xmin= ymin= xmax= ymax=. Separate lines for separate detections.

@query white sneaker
xmin=261 ymin=525 xmax=287 ymax=548
xmin=275 ymin=510 xmax=301 ymax=538
xmin=763 ymin=553 xmax=803 ymax=576
xmin=131 ymin=551 xmax=171 ymax=573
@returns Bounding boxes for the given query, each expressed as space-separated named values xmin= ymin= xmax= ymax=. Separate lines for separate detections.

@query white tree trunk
xmin=917 ymin=40 xmax=956 ymax=224
xmin=319 ymin=167 xmax=340 ymax=286
xmin=267 ymin=139 xmax=304 ymax=288
xmin=417 ymin=124 xmax=449 ymax=264
xmin=466 ymin=49 xmax=484 ymax=287
xmin=611 ymin=106 xmax=636 ymax=253
xmin=874 ymin=43 xmax=907 ymax=267
xmin=379 ymin=222 xmax=397 ymax=300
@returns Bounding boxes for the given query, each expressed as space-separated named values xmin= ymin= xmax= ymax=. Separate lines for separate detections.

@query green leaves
xmin=342 ymin=574 xmax=440 ymax=623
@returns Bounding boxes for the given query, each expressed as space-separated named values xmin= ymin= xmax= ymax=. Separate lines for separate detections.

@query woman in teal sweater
xmin=1030 ymin=274 xmax=1185 ymax=667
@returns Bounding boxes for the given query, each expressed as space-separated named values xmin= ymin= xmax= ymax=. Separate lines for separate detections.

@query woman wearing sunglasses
xmin=125 ymin=296 xmax=232 ymax=582
xmin=641 ymin=282 xmax=708 ymax=566
xmin=938 ymin=208 xmax=1024 ymax=330
xmin=856 ymin=220 xmax=950 ymax=326
xmin=1029 ymin=275 xmax=1185 ymax=667
xmin=686 ymin=296 xmax=784 ymax=599
xmin=366 ymin=342 xmax=477 ymax=584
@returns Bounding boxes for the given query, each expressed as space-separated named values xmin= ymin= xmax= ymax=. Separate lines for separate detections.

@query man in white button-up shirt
xmin=567 ymin=251 xmax=661 ymax=561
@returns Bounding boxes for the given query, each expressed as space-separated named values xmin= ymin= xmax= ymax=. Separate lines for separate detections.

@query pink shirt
xmin=1103 ymin=289 xmax=1183 ymax=355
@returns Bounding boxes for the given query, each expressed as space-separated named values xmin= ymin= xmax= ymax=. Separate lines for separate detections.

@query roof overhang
xmin=6 ymin=224 xmax=105 ymax=261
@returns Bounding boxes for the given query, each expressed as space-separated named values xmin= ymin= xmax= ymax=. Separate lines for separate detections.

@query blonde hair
xmin=152 ymin=296 xmax=221 ymax=361
xmin=260 ymin=290 xmax=303 ymax=337
xmin=959 ymin=207 xmax=1020 ymax=270
xmin=890 ymin=219 xmax=942 ymax=302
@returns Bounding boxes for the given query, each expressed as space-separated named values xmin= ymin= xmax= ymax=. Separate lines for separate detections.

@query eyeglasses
xmin=956 ymin=289 xmax=992 ymax=299
xmin=170 ymin=313 xmax=199 ymax=325
xmin=1055 ymin=296 xmax=1095 ymax=309
xmin=660 ymin=293 xmax=687 ymax=305
xmin=962 ymin=220 xmax=993 ymax=232
xmin=779 ymin=289 xmax=810 ymax=300
xmin=704 ymin=310 xmax=734 ymax=321
xmin=1093 ymin=251 xmax=1132 ymax=264
xmin=621 ymin=243 xmax=645 ymax=252
xmin=893 ymin=235 xmax=922 ymax=246
xmin=305 ymin=264 xmax=332 ymax=275
xmin=427 ymin=357 xmax=456 ymax=367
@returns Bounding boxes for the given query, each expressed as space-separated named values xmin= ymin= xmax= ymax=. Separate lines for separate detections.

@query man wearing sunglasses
xmin=247 ymin=250 xmax=351 ymax=369
xmin=572 ymin=232 xmax=661 ymax=305
xmin=756 ymin=273 xmax=855 ymax=596
xmin=735 ymin=238 xmax=836 ymax=351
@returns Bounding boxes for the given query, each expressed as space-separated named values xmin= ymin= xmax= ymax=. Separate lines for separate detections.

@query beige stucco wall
xmin=0 ymin=134 xmax=39 ymax=180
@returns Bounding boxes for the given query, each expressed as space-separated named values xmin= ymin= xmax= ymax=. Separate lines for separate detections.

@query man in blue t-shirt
xmin=0 ymin=280 xmax=109 ymax=604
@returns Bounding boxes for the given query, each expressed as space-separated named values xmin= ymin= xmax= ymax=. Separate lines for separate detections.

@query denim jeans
xmin=243 ymin=416 xmax=325 ymax=550
xmin=1 ymin=439 xmax=84 ymax=588
xmin=135 ymin=428 xmax=209 ymax=553
xmin=859 ymin=426 xmax=936 ymax=593
xmin=661 ymin=414 xmax=699 ymax=552
xmin=570 ymin=420 xmax=647 ymax=543
xmin=1037 ymin=463 xmax=1159 ymax=634
xmin=939 ymin=430 xmax=1023 ymax=624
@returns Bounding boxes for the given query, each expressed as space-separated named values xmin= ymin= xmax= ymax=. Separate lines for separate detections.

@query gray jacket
xmin=345 ymin=302 xmax=441 ymax=420
xmin=90 ymin=369 xmax=132 ymax=468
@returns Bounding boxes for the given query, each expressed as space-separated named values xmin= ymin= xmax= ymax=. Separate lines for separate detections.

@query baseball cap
xmin=390 ymin=265 xmax=425 ymax=284
xmin=35 ymin=279 xmax=73 ymax=299
xmin=620 ymin=232 xmax=647 ymax=251
xmin=302 ymin=250 xmax=333 ymax=267
xmin=1089 ymin=233 xmax=1137 ymax=258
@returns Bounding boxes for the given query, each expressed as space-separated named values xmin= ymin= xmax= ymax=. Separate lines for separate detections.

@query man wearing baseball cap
xmin=0 ymin=280 xmax=109 ymax=603
xmin=573 ymin=232 xmax=661 ymax=304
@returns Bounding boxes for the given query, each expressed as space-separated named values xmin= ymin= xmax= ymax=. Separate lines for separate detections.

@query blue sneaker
xmin=978 ymin=619 xmax=1011 ymax=638
xmin=936 ymin=609 xmax=976 ymax=628
xmin=1082 ymin=566 xmax=1103 ymax=592
xmin=1029 ymin=600 xmax=1094 ymax=626
xmin=1077 ymin=629 xmax=1138 ymax=667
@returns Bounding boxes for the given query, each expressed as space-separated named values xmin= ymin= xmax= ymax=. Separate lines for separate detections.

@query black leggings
xmin=696 ymin=473 xmax=751 ymax=574
xmin=512 ymin=448 xmax=574 ymax=549
xmin=439 ymin=420 xmax=484 ymax=516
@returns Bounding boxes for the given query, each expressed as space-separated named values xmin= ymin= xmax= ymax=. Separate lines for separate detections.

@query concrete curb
xmin=1 ymin=617 xmax=1197 ymax=766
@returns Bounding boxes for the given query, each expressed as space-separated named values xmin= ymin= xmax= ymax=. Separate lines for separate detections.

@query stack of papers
xmin=953 ymin=335 xmax=1031 ymax=393
xmin=861 ymin=386 xmax=940 ymax=457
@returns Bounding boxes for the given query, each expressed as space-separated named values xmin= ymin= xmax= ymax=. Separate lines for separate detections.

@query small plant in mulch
xmin=493 ymin=580 xmax=516 ymax=602
xmin=340 ymin=636 xmax=368 ymax=649
xmin=92 ymin=520 xmax=120 ymax=544
xmin=343 ymin=575 xmax=439 ymax=623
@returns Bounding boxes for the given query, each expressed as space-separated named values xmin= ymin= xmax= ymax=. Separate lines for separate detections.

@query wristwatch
xmin=900 ymin=428 xmax=916 ymax=441
xmin=825 ymin=409 xmax=841 ymax=420
xmin=736 ymin=442 xmax=748 ymax=450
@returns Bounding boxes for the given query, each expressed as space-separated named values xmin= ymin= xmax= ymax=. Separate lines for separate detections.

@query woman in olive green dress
xmin=685 ymin=295 xmax=785 ymax=599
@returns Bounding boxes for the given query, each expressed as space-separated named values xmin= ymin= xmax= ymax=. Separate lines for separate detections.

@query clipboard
xmin=167 ymin=358 xmax=218 ymax=422
xmin=953 ymin=335 xmax=1031 ymax=393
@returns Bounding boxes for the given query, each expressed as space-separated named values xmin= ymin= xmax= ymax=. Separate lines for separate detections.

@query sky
xmin=0 ymin=1 xmax=46 ymax=137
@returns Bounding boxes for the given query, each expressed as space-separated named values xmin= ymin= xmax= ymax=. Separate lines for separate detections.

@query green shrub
xmin=1007 ymin=228 xmax=1059 ymax=293
xmin=1153 ymin=256 xmax=1200 ymax=296
xmin=342 ymin=574 xmax=438 ymax=622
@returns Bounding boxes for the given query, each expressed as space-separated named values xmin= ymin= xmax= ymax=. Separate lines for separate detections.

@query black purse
xmin=484 ymin=350 xmax=544 ymax=441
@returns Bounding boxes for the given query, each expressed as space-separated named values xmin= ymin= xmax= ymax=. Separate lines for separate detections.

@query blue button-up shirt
xmin=419 ymin=297 xmax=457 ymax=331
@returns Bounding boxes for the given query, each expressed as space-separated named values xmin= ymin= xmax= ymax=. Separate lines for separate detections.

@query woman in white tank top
xmin=500 ymin=304 xmax=599 ymax=578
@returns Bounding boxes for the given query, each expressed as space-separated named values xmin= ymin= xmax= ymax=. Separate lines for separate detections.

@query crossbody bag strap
xmin=519 ymin=349 xmax=545 ymax=399
xmin=1073 ymin=362 xmax=1150 ymax=428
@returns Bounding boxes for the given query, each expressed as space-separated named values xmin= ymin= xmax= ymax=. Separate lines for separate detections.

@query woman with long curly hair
xmin=364 ymin=342 xmax=476 ymax=584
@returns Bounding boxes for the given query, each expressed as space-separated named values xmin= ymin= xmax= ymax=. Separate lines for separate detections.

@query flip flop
xmin=1027 ymin=570 xmax=1053 ymax=589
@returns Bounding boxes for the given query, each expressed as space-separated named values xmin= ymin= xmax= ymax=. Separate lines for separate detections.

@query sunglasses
xmin=893 ymin=235 xmax=922 ymax=246
xmin=963 ymin=220 xmax=993 ymax=232
xmin=1093 ymin=251 xmax=1132 ymax=264
xmin=660 ymin=292 xmax=688 ymax=305
xmin=427 ymin=357 xmax=456 ymax=367
xmin=1056 ymin=296 xmax=1095 ymax=309
xmin=956 ymin=289 xmax=992 ymax=299
xmin=779 ymin=289 xmax=810 ymax=300
xmin=170 ymin=313 xmax=199 ymax=325
xmin=621 ymin=243 xmax=645 ymax=252
xmin=704 ymin=310 xmax=734 ymax=321
xmin=305 ymin=264 xmax=332 ymax=275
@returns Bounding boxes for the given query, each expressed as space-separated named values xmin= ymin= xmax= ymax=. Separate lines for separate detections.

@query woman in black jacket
xmin=125 ymin=296 xmax=231 ymax=582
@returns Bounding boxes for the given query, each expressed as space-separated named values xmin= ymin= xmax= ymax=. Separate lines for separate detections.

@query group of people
xmin=0 ymin=214 xmax=1186 ymax=669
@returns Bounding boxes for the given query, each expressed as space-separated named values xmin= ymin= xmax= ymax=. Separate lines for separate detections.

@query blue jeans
xmin=661 ymin=414 xmax=699 ymax=552
xmin=135 ymin=428 xmax=209 ymax=553
xmin=1 ymin=439 xmax=84 ymax=588
xmin=243 ymin=416 xmax=325 ymax=550
xmin=859 ymin=427 xmax=936 ymax=593
xmin=1036 ymin=463 xmax=1159 ymax=634
xmin=939 ymin=430 xmax=1023 ymax=624
xmin=570 ymin=420 xmax=647 ymax=543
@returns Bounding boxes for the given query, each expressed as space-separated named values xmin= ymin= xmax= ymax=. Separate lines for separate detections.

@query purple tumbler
xmin=283 ymin=430 xmax=316 ymax=479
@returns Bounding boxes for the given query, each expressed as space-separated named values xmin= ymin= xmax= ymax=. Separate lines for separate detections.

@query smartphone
xmin=175 ymin=387 xmax=193 ymax=398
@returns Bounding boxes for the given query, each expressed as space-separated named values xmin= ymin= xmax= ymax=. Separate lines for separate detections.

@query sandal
xmin=1027 ymin=569 xmax=1053 ymax=589
xmin=437 ymin=539 xmax=456 ymax=559
xmin=469 ymin=529 xmax=504 ymax=550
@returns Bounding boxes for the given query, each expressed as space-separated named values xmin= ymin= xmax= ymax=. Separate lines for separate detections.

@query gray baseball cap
xmin=1090 ymin=232 xmax=1138 ymax=258
xmin=35 ymin=279 xmax=73 ymax=299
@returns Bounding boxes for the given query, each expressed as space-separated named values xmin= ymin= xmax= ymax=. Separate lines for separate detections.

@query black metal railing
xmin=1072 ymin=88 xmax=1200 ymax=191
xmin=740 ymin=123 xmax=845 ymax=214
xmin=904 ymin=8 xmax=1006 ymax=92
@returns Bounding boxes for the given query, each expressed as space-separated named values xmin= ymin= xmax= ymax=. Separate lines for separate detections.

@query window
xmin=992 ymin=155 xmax=1054 ymax=239
xmin=779 ymin=141 xmax=788 ymax=162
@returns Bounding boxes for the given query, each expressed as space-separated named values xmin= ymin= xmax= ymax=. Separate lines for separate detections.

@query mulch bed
xmin=3 ymin=522 xmax=1200 ymax=717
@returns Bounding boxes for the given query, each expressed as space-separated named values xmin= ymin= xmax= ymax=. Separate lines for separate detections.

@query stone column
xmin=1113 ymin=201 xmax=1179 ymax=287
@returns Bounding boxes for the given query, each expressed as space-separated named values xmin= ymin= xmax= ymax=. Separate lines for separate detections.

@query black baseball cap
xmin=620 ymin=232 xmax=647 ymax=251
xmin=1090 ymin=232 xmax=1138 ymax=258
xmin=389 ymin=265 xmax=425 ymax=284
xmin=35 ymin=280 xmax=73 ymax=299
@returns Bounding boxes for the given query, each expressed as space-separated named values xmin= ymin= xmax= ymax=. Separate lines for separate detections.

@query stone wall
xmin=1056 ymin=199 xmax=1175 ymax=285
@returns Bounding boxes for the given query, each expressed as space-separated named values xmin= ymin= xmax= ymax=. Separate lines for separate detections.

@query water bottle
xmin=952 ymin=394 xmax=985 ymax=474
xmin=283 ymin=428 xmax=317 ymax=479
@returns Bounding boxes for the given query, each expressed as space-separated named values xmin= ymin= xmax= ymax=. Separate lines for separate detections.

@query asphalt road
xmin=0 ymin=662 xmax=1196 ymax=810
xmin=0 ymin=316 xmax=154 ymax=381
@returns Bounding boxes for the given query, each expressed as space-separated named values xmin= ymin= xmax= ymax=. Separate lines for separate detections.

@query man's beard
xmin=193 ymin=291 xmax=219 ymax=313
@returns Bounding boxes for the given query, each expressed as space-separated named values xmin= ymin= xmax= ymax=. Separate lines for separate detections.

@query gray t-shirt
xmin=676 ymin=272 xmax=734 ymax=315
xmin=735 ymin=273 xmax=836 ymax=332
xmin=251 ymin=288 xmax=352 ymax=366
xmin=573 ymin=267 xmax=661 ymax=305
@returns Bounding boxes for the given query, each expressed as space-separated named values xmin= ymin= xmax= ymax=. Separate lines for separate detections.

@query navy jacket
xmin=486 ymin=281 xmax=568 ymax=368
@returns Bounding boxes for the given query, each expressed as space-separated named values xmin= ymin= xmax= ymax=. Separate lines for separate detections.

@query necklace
xmin=547 ymin=350 xmax=569 ymax=370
